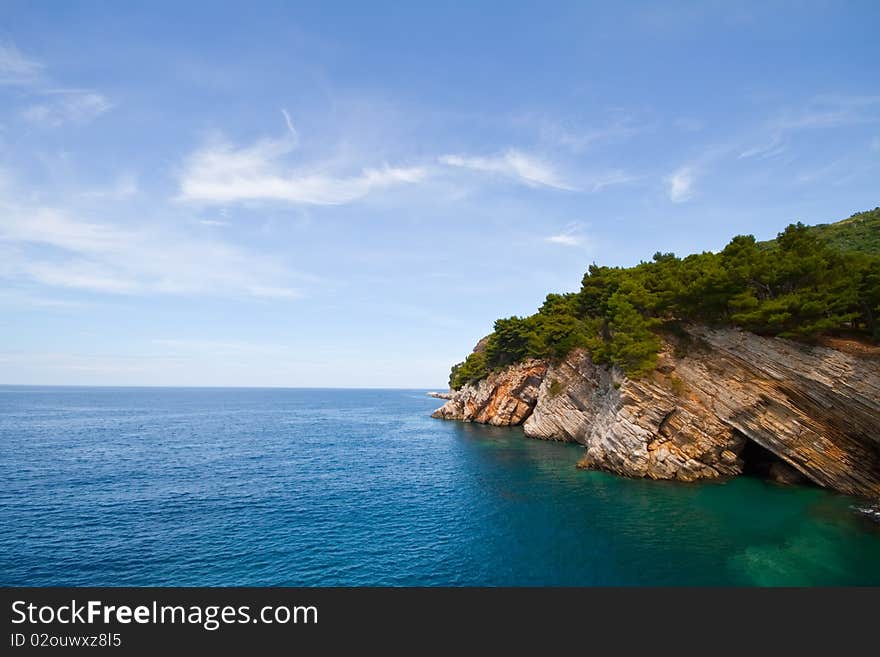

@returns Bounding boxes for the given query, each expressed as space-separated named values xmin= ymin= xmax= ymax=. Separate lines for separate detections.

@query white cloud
xmin=738 ymin=133 xmax=785 ymax=159
xmin=281 ymin=108 xmax=298 ymax=140
xmin=545 ymin=233 xmax=583 ymax=246
xmin=0 ymin=203 xmax=303 ymax=299
xmin=0 ymin=42 xmax=112 ymax=127
xmin=544 ymin=222 xmax=589 ymax=247
xmin=770 ymin=95 xmax=880 ymax=133
xmin=730 ymin=94 xmax=880 ymax=167
xmin=774 ymin=111 xmax=853 ymax=131
xmin=667 ymin=166 xmax=696 ymax=202
xmin=0 ymin=42 xmax=43 ymax=85
xmin=439 ymin=150 xmax=575 ymax=190
xmin=583 ymin=169 xmax=635 ymax=192
xmin=22 ymin=92 xmax=112 ymax=127
xmin=532 ymin=115 xmax=644 ymax=153
xmin=178 ymin=116 xmax=426 ymax=205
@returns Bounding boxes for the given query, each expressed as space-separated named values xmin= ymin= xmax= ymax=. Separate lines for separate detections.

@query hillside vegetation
xmin=450 ymin=208 xmax=880 ymax=390
xmin=799 ymin=207 xmax=880 ymax=255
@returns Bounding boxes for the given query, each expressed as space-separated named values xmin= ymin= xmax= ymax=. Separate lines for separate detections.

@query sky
xmin=0 ymin=1 xmax=878 ymax=387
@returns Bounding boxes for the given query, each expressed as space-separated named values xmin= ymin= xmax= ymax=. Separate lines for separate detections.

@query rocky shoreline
xmin=432 ymin=325 xmax=880 ymax=501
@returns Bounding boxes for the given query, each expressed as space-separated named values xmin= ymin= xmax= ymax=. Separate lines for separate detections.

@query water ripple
xmin=1 ymin=386 xmax=879 ymax=586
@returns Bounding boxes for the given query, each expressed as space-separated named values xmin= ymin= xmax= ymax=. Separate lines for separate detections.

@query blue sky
xmin=1 ymin=1 xmax=878 ymax=387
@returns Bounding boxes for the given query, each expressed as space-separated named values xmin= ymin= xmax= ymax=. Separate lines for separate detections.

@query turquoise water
xmin=1 ymin=386 xmax=878 ymax=586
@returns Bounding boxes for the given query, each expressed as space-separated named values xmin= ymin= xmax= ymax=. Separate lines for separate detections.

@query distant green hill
xmin=809 ymin=207 xmax=880 ymax=256
xmin=759 ymin=208 xmax=880 ymax=256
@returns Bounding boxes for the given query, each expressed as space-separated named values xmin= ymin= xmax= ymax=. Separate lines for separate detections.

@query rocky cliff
xmin=432 ymin=360 xmax=546 ymax=425
xmin=432 ymin=326 xmax=880 ymax=500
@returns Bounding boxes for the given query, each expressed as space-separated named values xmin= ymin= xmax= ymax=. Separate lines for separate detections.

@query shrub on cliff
xmin=449 ymin=351 xmax=488 ymax=390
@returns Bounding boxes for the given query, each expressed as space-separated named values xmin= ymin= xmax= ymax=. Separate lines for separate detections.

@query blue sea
xmin=1 ymin=386 xmax=878 ymax=586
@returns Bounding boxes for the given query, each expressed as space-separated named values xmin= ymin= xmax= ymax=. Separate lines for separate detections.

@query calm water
xmin=1 ymin=386 xmax=878 ymax=586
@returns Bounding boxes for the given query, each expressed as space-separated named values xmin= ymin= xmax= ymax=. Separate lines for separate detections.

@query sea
xmin=1 ymin=386 xmax=878 ymax=586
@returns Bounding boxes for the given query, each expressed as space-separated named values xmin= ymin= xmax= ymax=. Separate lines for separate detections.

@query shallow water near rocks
xmin=2 ymin=386 xmax=878 ymax=586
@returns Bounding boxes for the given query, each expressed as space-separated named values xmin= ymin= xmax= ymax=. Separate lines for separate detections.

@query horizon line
xmin=0 ymin=383 xmax=449 ymax=391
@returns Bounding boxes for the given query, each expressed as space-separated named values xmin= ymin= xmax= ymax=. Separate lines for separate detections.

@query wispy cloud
xmin=439 ymin=150 xmax=575 ymax=190
xmin=1 ymin=42 xmax=112 ymax=128
xmin=544 ymin=222 xmax=589 ymax=247
xmin=583 ymin=169 xmax=636 ymax=192
xmin=545 ymin=233 xmax=581 ymax=247
xmin=0 ymin=41 xmax=43 ymax=85
xmin=22 ymin=91 xmax=113 ymax=127
xmin=281 ymin=108 xmax=298 ymax=140
xmin=774 ymin=111 xmax=858 ymax=132
xmin=793 ymin=158 xmax=859 ymax=187
xmin=670 ymin=94 xmax=880 ymax=198
xmin=731 ymin=94 xmax=880 ymax=166
xmin=738 ymin=133 xmax=785 ymax=159
xmin=178 ymin=112 xmax=426 ymax=205
xmin=770 ymin=95 xmax=880 ymax=133
xmin=0 ymin=202 xmax=303 ymax=299
xmin=667 ymin=166 xmax=696 ymax=202
xmin=531 ymin=114 xmax=645 ymax=153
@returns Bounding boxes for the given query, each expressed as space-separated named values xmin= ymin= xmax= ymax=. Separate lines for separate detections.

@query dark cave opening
xmin=739 ymin=438 xmax=809 ymax=486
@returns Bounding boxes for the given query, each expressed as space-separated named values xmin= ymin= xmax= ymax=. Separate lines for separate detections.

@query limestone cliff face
xmin=432 ymin=326 xmax=880 ymax=500
xmin=523 ymin=347 xmax=747 ymax=481
xmin=431 ymin=359 xmax=546 ymax=425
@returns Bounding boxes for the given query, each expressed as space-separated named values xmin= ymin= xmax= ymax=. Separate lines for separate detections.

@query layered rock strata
xmin=432 ymin=327 xmax=880 ymax=500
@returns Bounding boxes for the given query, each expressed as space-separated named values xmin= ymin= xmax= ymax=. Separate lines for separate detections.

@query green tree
xmin=485 ymin=316 xmax=534 ymax=368
xmin=607 ymin=293 xmax=661 ymax=376
xmin=529 ymin=294 xmax=588 ymax=360
xmin=449 ymin=351 xmax=489 ymax=390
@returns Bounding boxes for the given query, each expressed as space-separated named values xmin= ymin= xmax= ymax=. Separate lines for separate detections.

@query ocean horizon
xmin=2 ymin=386 xmax=878 ymax=587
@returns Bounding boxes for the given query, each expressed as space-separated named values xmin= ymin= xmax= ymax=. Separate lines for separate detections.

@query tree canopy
xmin=448 ymin=209 xmax=880 ymax=390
